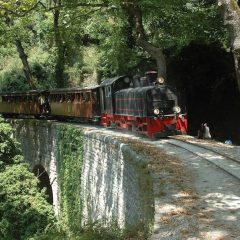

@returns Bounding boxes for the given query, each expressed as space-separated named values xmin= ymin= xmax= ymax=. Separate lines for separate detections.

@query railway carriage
xmin=0 ymin=90 xmax=41 ymax=117
xmin=49 ymin=87 xmax=101 ymax=122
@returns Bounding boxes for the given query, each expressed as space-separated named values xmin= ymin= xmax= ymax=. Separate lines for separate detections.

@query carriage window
xmin=92 ymin=91 xmax=97 ymax=102
xmin=85 ymin=92 xmax=90 ymax=101
xmin=100 ymin=88 xmax=106 ymax=111
xmin=81 ymin=92 xmax=86 ymax=101
xmin=76 ymin=93 xmax=81 ymax=102
xmin=66 ymin=93 xmax=74 ymax=102
xmin=60 ymin=94 xmax=65 ymax=102
xmin=68 ymin=94 xmax=71 ymax=102
xmin=54 ymin=95 xmax=59 ymax=102
xmin=55 ymin=94 xmax=60 ymax=102
xmin=55 ymin=94 xmax=59 ymax=102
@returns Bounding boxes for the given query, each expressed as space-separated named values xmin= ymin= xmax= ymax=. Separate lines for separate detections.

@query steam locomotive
xmin=0 ymin=72 xmax=187 ymax=138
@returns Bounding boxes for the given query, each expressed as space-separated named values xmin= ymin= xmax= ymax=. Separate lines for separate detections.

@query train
xmin=0 ymin=72 xmax=187 ymax=138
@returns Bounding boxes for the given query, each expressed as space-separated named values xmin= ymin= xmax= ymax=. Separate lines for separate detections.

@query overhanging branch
xmin=0 ymin=1 xmax=110 ymax=17
xmin=0 ymin=1 xmax=47 ymax=17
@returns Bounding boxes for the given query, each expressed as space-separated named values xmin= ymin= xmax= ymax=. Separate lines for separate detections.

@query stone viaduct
xmin=11 ymin=119 xmax=155 ymax=236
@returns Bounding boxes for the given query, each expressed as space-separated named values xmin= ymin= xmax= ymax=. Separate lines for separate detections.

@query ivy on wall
xmin=57 ymin=125 xmax=84 ymax=232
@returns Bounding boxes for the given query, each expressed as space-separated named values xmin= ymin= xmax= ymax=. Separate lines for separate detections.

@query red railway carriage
xmin=99 ymin=75 xmax=187 ymax=138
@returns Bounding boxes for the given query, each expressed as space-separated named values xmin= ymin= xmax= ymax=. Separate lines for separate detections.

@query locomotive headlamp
xmin=173 ymin=106 xmax=181 ymax=113
xmin=154 ymin=108 xmax=160 ymax=115
xmin=157 ymin=77 xmax=165 ymax=84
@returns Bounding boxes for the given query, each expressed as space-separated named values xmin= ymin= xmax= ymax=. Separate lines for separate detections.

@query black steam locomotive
xmin=0 ymin=72 xmax=187 ymax=138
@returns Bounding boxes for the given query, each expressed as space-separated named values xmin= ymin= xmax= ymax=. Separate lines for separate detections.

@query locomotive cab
xmin=99 ymin=76 xmax=132 ymax=127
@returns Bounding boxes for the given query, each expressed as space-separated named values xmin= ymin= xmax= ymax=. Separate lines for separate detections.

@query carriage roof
xmin=0 ymin=86 xmax=99 ymax=96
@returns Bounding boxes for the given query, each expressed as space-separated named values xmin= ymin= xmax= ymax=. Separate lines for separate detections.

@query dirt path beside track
xmin=149 ymin=139 xmax=240 ymax=240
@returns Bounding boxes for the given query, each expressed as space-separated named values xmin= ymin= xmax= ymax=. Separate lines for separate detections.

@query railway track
xmin=163 ymin=137 xmax=240 ymax=181
xmin=8 ymin=117 xmax=240 ymax=181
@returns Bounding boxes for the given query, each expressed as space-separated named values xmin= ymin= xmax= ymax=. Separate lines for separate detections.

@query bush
xmin=0 ymin=69 xmax=30 ymax=92
xmin=0 ymin=118 xmax=55 ymax=240
xmin=31 ymin=62 xmax=56 ymax=89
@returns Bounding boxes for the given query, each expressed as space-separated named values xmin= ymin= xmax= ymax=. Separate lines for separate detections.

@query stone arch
xmin=33 ymin=164 xmax=53 ymax=204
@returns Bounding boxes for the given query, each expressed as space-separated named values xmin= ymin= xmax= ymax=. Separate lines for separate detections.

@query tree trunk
xmin=15 ymin=39 xmax=36 ymax=89
xmin=5 ymin=17 xmax=35 ymax=89
xmin=123 ymin=1 xmax=167 ymax=80
xmin=218 ymin=0 xmax=240 ymax=91
xmin=53 ymin=0 xmax=66 ymax=88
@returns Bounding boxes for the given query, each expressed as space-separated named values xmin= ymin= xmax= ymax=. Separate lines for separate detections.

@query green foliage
xmin=135 ymin=0 xmax=229 ymax=53
xmin=0 ymin=46 xmax=57 ymax=91
xmin=0 ymin=117 xmax=22 ymax=169
xmin=0 ymin=69 xmax=30 ymax=91
xmin=28 ymin=46 xmax=57 ymax=89
xmin=57 ymin=125 xmax=84 ymax=233
xmin=0 ymin=0 xmax=231 ymax=86
xmin=82 ymin=7 xmax=142 ymax=78
xmin=34 ymin=222 xmax=125 ymax=240
xmin=0 ymin=117 xmax=55 ymax=240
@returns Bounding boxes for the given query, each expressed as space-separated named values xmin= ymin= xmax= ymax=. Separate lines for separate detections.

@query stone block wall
xmin=11 ymin=119 xmax=154 ymax=232
xmin=81 ymin=132 xmax=154 ymax=230
xmin=12 ymin=120 xmax=59 ymax=215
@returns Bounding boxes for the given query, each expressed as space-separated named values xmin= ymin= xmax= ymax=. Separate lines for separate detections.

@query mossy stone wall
xmin=10 ymin=119 xmax=154 ymax=233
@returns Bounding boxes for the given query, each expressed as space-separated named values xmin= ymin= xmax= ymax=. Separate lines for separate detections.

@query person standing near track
xmin=203 ymin=123 xmax=211 ymax=139
xmin=197 ymin=123 xmax=205 ymax=139
xmin=38 ymin=93 xmax=46 ymax=115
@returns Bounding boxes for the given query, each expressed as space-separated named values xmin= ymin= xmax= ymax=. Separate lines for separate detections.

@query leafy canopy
xmin=0 ymin=0 xmax=229 ymax=88
xmin=0 ymin=117 xmax=55 ymax=240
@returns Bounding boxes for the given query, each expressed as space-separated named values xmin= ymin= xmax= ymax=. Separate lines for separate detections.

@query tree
xmin=0 ymin=1 xmax=40 ymax=89
xmin=107 ymin=0 xmax=226 ymax=81
xmin=218 ymin=0 xmax=240 ymax=91
xmin=46 ymin=0 xmax=66 ymax=88
xmin=0 ymin=0 xmax=228 ymax=87
xmin=0 ymin=117 xmax=55 ymax=239
xmin=122 ymin=0 xmax=167 ymax=79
